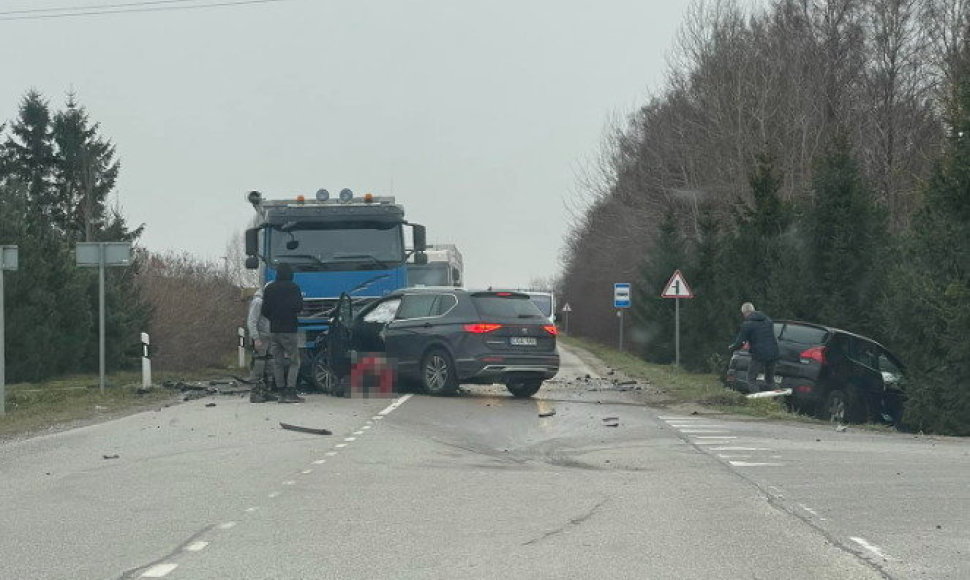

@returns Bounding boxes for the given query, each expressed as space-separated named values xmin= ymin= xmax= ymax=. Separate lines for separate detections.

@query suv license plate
xmin=510 ymin=337 xmax=537 ymax=346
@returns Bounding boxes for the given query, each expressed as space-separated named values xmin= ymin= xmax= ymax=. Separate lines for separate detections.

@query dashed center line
xmin=335 ymin=443 xmax=347 ymax=448
xmin=217 ymin=521 xmax=237 ymax=530
xmin=245 ymin=507 xmax=258 ymax=513
xmin=694 ymin=436 xmax=736 ymax=439
xmin=301 ymin=469 xmax=313 ymax=475
xmin=353 ymin=430 xmax=364 ymax=435
xmin=141 ymin=563 xmax=178 ymax=578
xmin=268 ymin=491 xmax=280 ymax=498
xmin=678 ymin=429 xmax=728 ymax=433
xmin=344 ymin=437 xmax=356 ymax=442
xmin=729 ymin=461 xmax=784 ymax=467
xmin=378 ymin=393 xmax=413 ymax=416
xmin=710 ymin=446 xmax=771 ymax=451
xmin=282 ymin=480 xmax=296 ymax=486
xmin=362 ymin=425 xmax=372 ymax=430
xmin=313 ymin=459 xmax=327 ymax=464
xmin=184 ymin=541 xmax=209 ymax=552
xmin=325 ymin=451 xmax=338 ymax=456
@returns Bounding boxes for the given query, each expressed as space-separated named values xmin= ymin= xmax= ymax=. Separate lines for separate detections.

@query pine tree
xmin=805 ymin=137 xmax=888 ymax=335
xmin=631 ymin=208 xmax=686 ymax=364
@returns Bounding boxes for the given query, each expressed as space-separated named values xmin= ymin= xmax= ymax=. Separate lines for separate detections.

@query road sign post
xmin=561 ymin=303 xmax=572 ymax=335
xmin=77 ymin=242 xmax=132 ymax=394
xmin=660 ymin=270 xmax=693 ymax=367
xmin=614 ymin=283 xmax=631 ymax=352
xmin=1 ymin=245 xmax=18 ymax=416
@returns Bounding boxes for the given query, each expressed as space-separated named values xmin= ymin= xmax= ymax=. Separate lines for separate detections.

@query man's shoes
xmin=250 ymin=387 xmax=279 ymax=403
xmin=278 ymin=390 xmax=306 ymax=403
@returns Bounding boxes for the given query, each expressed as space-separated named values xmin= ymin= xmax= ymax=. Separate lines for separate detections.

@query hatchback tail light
xmin=543 ymin=325 xmax=558 ymax=335
xmin=464 ymin=323 xmax=502 ymax=334
xmin=799 ymin=346 xmax=826 ymax=364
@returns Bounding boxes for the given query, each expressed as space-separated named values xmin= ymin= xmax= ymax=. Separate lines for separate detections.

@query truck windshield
xmin=408 ymin=263 xmax=450 ymax=286
xmin=269 ymin=224 xmax=404 ymax=270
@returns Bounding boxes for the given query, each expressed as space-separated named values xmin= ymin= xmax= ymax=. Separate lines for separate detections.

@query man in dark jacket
xmin=261 ymin=263 xmax=305 ymax=403
xmin=729 ymin=302 xmax=780 ymax=393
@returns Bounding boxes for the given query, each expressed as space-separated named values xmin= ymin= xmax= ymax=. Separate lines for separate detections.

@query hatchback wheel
xmin=312 ymin=350 xmax=343 ymax=396
xmin=824 ymin=389 xmax=848 ymax=423
xmin=421 ymin=349 xmax=457 ymax=395
xmin=506 ymin=379 xmax=542 ymax=398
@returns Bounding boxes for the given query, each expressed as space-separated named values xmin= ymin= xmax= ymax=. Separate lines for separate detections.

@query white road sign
xmin=562 ymin=303 xmax=572 ymax=312
xmin=661 ymin=270 xmax=693 ymax=299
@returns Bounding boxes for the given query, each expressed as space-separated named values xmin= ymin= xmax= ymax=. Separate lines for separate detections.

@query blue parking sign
xmin=614 ymin=283 xmax=631 ymax=308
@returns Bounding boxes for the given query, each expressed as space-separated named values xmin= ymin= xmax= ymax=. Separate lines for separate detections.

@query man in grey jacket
xmin=246 ymin=287 xmax=277 ymax=403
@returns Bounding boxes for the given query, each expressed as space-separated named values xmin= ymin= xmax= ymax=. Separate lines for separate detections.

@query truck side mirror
xmin=412 ymin=225 xmax=427 ymax=252
xmin=245 ymin=256 xmax=259 ymax=270
xmin=244 ymin=228 xmax=259 ymax=256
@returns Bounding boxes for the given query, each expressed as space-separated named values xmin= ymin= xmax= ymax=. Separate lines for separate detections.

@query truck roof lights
xmin=364 ymin=193 xmax=374 ymax=203
xmin=316 ymin=188 xmax=330 ymax=201
xmin=339 ymin=188 xmax=354 ymax=202
xmin=296 ymin=195 xmax=306 ymax=203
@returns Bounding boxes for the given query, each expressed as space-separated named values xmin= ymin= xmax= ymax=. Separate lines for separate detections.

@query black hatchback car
xmin=346 ymin=288 xmax=560 ymax=397
xmin=726 ymin=321 xmax=906 ymax=424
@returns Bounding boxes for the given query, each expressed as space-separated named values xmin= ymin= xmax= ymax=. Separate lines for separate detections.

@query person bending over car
xmin=729 ymin=302 xmax=780 ymax=392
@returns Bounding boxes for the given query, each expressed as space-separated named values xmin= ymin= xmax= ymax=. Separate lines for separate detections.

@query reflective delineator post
xmin=141 ymin=332 xmax=151 ymax=389
xmin=2 ymin=246 xmax=19 ymax=416
xmin=238 ymin=327 xmax=246 ymax=368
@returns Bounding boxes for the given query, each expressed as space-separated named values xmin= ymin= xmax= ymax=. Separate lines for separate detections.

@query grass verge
xmin=0 ymin=367 xmax=238 ymax=440
xmin=561 ymin=335 xmax=796 ymax=420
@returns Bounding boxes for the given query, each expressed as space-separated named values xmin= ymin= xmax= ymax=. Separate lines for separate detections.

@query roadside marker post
xmin=141 ymin=332 xmax=152 ymax=389
xmin=76 ymin=242 xmax=132 ymax=394
xmin=238 ymin=327 xmax=247 ymax=368
xmin=660 ymin=270 xmax=694 ymax=367
xmin=614 ymin=283 xmax=631 ymax=352
xmin=561 ymin=303 xmax=572 ymax=335
xmin=0 ymin=245 xmax=18 ymax=416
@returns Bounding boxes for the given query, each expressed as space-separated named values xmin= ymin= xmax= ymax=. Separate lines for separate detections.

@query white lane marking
xmin=245 ymin=507 xmax=258 ymax=513
xmin=353 ymin=430 xmax=364 ymax=435
xmin=729 ymin=461 xmax=784 ymax=467
xmin=301 ymin=469 xmax=313 ymax=475
xmin=710 ymin=447 xmax=771 ymax=451
xmin=335 ymin=443 xmax=347 ymax=448
xmin=217 ymin=521 xmax=237 ymax=530
xmin=693 ymin=441 xmax=730 ymax=445
xmin=850 ymin=537 xmax=893 ymax=560
xmin=669 ymin=424 xmax=722 ymax=428
xmin=185 ymin=541 xmax=209 ymax=552
xmin=717 ymin=454 xmax=751 ymax=459
xmin=282 ymin=481 xmax=296 ymax=486
xmin=372 ymin=416 xmax=383 ymax=420
xmin=678 ymin=429 xmax=728 ymax=433
xmin=378 ymin=393 xmax=413 ymax=416
xmin=141 ymin=564 xmax=178 ymax=578
xmin=799 ymin=504 xmax=819 ymax=516
xmin=313 ymin=459 xmax=327 ymax=465
xmin=268 ymin=491 xmax=281 ymax=498
xmin=344 ymin=437 xmax=356 ymax=442
xmin=362 ymin=425 xmax=372 ymax=429
xmin=694 ymin=436 xmax=736 ymax=439
xmin=325 ymin=451 xmax=338 ymax=456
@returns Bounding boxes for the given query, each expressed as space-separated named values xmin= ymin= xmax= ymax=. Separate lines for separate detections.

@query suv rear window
xmin=777 ymin=323 xmax=828 ymax=345
xmin=471 ymin=294 xmax=545 ymax=319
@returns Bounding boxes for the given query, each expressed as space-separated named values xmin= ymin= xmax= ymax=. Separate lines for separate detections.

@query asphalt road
xmin=1 ymin=345 xmax=966 ymax=579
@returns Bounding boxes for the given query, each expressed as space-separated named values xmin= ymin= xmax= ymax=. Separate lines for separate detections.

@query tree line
xmin=0 ymin=91 xmax=244 ymax=384
xmin=560 ymin=0 xmax=970 ymax=434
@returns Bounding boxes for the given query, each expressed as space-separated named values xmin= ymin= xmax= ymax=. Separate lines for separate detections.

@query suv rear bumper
xmin=458 ymin=353 xmax=560 ymax=383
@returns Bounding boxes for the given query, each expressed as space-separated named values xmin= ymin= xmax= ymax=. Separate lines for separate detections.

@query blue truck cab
xmin=243 ymin=189 xmax=426 ymax=391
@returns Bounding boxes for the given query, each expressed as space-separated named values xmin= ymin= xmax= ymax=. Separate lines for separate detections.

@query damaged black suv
xmin=344 ymin=288 xmax=560 ymax=397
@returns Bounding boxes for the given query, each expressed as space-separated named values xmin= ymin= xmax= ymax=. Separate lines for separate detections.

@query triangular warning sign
xmin=661 ymin=269 xmax=693 ymax=298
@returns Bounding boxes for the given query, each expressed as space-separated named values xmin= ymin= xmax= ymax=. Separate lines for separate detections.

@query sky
xmin=0 ymin=0 xmax=688 ymax=289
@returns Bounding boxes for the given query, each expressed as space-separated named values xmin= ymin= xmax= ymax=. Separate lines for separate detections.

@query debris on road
xmin=539 ymin=409 xmax=557 ymax=418
xmin=205 ymin=402 xmax=217 ymax=407
xmin=280 ymin=422 xmax=332 ymax=436
xmin=102 ymin=454 xmax=119 ymax=460
xmin=602 ymin=417 xmax=620 ymax=427
xmin=746 ymin=388 xmax=793 ymax=399
xmin=835 ymin=424 xmax=848 ymax=432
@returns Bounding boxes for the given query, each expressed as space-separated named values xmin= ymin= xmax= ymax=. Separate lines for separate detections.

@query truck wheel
xmin=420 ymin=348 xmax=457 ymax=395
xmin=506 ymin=379 xmax=542 ymax=398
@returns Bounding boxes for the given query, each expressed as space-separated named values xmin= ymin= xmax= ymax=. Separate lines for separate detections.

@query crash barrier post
xmin=238 ymin=327 xmax=246 ymax=368
xmin=349 ymin=352 xmax=395 ymax=398
xmin=141 ymin=332 xmax=151 ymax=389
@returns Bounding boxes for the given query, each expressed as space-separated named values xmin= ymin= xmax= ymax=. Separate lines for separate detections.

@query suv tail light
xmin=464 ymin=323 xmax=502 ymax=334
xmin=799 ymin=346 xmax=826 ymax=364
xmin=543 ymin=325 xmax=558 ymax=335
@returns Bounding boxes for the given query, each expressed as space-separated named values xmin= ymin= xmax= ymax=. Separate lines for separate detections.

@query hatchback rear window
xmin=778 ymin=323 xmax=828 ymax=345
xmin=471 ymin=294 xmax=545 ymax=319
